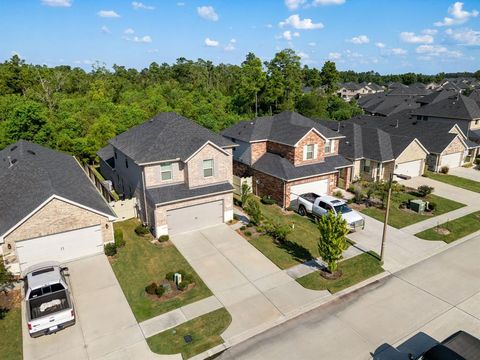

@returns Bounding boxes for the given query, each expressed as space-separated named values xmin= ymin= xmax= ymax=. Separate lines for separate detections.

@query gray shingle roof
xmin=146 ymin=182 xmax=233 ymax=205
xmin=109 ymin=112 xmax=235 ymax=164
xmin=221 ymin=111 xmax=343 ymax=145
xmin=416 ymin=89 xmax=458 ymax=105
xmin=251 ymin=153 xmax=351 ymax=181
xmin=0 ymin=141 xmax=115 ymax=237
xmin=413 ymin=94 xmax=480 ymax=120
xmin=470 ymin=89 xmax=480 ymax=105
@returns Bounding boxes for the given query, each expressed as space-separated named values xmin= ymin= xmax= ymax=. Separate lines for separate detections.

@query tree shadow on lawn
xmin=275 ymin=239 xmax=313 ymax=264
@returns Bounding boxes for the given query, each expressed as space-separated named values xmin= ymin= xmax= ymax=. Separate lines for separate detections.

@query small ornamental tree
xmin=317 ymin=211 xmax=349 ymax=273
xmin=244 ymin=196 xmax=262 ymax=225
xmin=240 ymin=182 xmax=252 ymax=208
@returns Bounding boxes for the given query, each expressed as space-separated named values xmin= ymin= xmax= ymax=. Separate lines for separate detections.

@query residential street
xmin=219 ymin=234 xmax=480 ymax=360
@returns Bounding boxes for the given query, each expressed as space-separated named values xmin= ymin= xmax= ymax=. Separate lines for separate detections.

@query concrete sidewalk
xmin=139 ymin=296 xmax=223 ymax=338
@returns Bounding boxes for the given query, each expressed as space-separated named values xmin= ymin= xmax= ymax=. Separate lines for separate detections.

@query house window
xmin=160 ymin=163 xmax=172 ymax=181
xmin=305 ymin=144 xmax=315 ymax=160
xmin=203 ymin=159 xmax=214 ymax=177
xmin=325 ymin=140 xmax=333 ymax=154
xmin=125 ymin=158 xmax=128 ymax=168
xmin=363 ymin=159 xmax=371 ymax=173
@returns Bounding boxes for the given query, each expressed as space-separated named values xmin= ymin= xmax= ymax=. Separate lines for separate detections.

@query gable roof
xmin=221 ymin=111 xmax=343 ymax=146
xmin=0 ymin=141 xmax=115 ymax=238
xmin=416 ymin=89 xmax=459 ymax=105
xmin=413 ymin=94 xmax=480 ymax=120
xmin=109 ymin=112 xmax=235 ymax=165
xmin=470 ymin=89 xmax=480 ymax=105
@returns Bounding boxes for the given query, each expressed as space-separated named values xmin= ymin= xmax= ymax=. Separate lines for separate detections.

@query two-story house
xmin=221 ymin=111 xmax=353 ymax=209
xmin=98 ymin=113 xmax=236 ymax=237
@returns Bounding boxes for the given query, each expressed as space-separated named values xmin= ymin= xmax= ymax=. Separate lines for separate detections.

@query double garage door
xmin=16 ymin=225 xmax=103 ymax=272
xmin=440 ymin=152 xmax=463 ymax=169
xmin=290 ymin=179 xmax=329 ymax=201
xmin=167 ymin=200 xmax=224 ymax=235
xmin=395 ymin=159 xmax=423 ymax=179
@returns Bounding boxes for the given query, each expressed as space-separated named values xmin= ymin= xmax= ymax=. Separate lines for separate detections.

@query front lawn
xmin=415 ymin=211 xmax=480 ymax=243
xmin=0 ymin=306 xmax=22 ymax=360
xmin=111 ymin=219 xmax=212 ymax=322
xmin=296 ymin=252 xmax=384 ymax=293
xmin=361 ymin=191 xmax=465 ymax=229
xmin=424 ymin=171 xmax=480 ymax=193
xmin=147 ymin=308 xmax=231 ymax=359
xmin=248 ymin=203 xmax=322 ymax=269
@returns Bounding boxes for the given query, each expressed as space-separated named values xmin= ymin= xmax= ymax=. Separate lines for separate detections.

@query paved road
xmin=219 ymin=235 xmax=480 ymax=360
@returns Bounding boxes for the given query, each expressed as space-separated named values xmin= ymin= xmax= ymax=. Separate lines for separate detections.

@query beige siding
xmin=396 ymin=140 xmax=428 ymax=163
xmin=144 ymin=162 xmax=184 ymax=187
xmin=471 ymin=119 xmax=480 ymax=130
xmin=442 ymin=136 xmax=466 ymax=155
xmin=186 ymin=144 xmax=232 ymax=188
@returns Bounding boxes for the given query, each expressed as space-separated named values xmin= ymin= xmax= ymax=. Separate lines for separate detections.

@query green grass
xmin=0 ymin=306 xmax=22 ymax=360
xmin=111 ymin=219 xmax=212 ymax=322
xmin=296 ymin=252 xmax=384 ymax=293
xmin=424 ymin=171 xmax=480 ymax=193
xmin=248 ymin=203 xmax=322 ymax=269
xmin=147 ymin=308 xmax=231 ymax=359
xmin=415 ymin=211 xmax=480 ymax=243
xmin=361 ymin=191 xmax=465 ymax=229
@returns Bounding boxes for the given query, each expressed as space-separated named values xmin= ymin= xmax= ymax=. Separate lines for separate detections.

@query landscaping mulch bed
xmin=0 ymin=289 xmax=21 ymax=311
xmin=433 ymin=227 xmax=450 ymax=236
xmin=146 ymin=280 xmax=196 ymax=303
xmin=319 ymin=269 xmax=343 ymax=280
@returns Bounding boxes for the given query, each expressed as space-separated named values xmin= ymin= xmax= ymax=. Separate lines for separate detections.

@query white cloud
xmin=225 ymin=39 xmax=236 ymax=51
xmin=422 ymin=29 xmax=438 ymax=35
xmin=177 ymin=2 xmax=185 ymax=6
xmin=434 ymin=2 xmax=478 ymax=26
xmin=400 ymin=31 xmax=434 ymax=44
xmin=204 ymin=37 xmax=219 ymax=47
xmin=124 ymin=28 xmax=135 ymax=34
xmin=41 ymin=0 xmax=72 ymax=7
xmin=97 ymin=10 xmax=120 ymax=18
xmin=74 ymin=59 xmax=94 ymax=65
xmin=285 ymin=0 xmax=306 ymax=10
xmin=328 ymin=52 xmax=342 ymax=60
xmin=101 ymin=25 xmax=110 ymax=34
xmin=266 ymin=24 xmax=273 ymax=28
xmin=133 ymin=35 xmax=152 ymax=43
xmin=281 ymin=30 xmax=300 ymax=41
xmin=197 ymin=6 xmax=219 ymax=21
xmin=132 ymin=2 xmax=154 ymax=10
xmin=308 ymin=42 xmax=316 ymax=47
xmin=279 ymin=14 xmax=324 ymax=30
xmin=375 ymin=42 xmax=386 ymax=48
xmin=298 ymin=51 xmax=309 ymax=60
xmin=415 ymin=44 xmax=463 ymax=58
xmin=313 ymin=0 xmax=345 ymax=5
xmin=391 ymin=48 xmax=407 ymax=55
xmin=148 ymin=49 xmax=159 ymax=53
xmin=347 ymin=35 xmax=369 ymax=44
xmin=445 ymin=28 xmax=480 ymax=46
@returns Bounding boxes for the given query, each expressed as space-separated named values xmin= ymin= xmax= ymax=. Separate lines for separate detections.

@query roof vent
xmin=27 ymin=150 xmax=36 ymax=155
xmin=395 ymin=119 xmax=399 ymax=128
xmin=10 ymin=145 xmax=17 ymax=151
xmin=7 ymin=156 xmax=17 ymax=168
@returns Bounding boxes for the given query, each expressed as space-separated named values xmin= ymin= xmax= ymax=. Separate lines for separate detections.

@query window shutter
xmin=313 ymin=144 xmax=318 ymax=159
xmin=303 ymin=145 xmax=307 ymax=160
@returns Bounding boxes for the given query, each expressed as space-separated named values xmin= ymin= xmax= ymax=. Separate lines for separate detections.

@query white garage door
xmin=290 ymin=179 xmax=329 ymax=201
xmin=167 ymin=201 xmax=223 ymax=235
xmin=440 ymin=152 xmax=462 ymax=169
xmin=395 ymin=160 xmax=423 ymax=178
xmin=16 ymin=225 xmax=103 ymax=272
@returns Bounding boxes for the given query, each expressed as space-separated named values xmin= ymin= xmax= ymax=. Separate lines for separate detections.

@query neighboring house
xmin=0 ymin=141 xmax=116 ymax=275
xmin=98 ymin=112 xmax=236 ymax=237
xmin=318 ymin=120 xmax=429 ymax=181
xmin=359 ymin=92 xmax=421 ymax=116
xmin=337 ymin=82 xmax=383 ymax=101
xmin=348 ymin=113 xmax=479 ymax=171
xmin=221 ymin=111 xmax=353 ymax=209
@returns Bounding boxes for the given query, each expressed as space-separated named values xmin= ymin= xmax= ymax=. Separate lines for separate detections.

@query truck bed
xmin=28 ymin=290 xmax=70 ymax=320
xmin=299 ymin=193 xmax=320 ymax=204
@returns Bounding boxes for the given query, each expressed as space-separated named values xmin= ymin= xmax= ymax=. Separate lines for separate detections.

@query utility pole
xmin=380 ymin=172 xmax=393 ymax=262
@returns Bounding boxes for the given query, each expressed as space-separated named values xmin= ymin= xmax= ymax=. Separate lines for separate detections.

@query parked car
xmin=295 ymin=193 xmax=365 ymax=231
xmin=24 ymin=262 xmax=75 ymax=337
xmin=419 ymin=331 xmax=480 ymax=359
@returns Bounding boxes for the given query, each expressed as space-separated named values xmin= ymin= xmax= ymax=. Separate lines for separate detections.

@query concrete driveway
xmin=22 ymin=255 xmax=172 ymax=360
xmin=170 ymin=225 xmax=330 ymax=345
xmin=449 ymin=166 xmax=480 ymax=182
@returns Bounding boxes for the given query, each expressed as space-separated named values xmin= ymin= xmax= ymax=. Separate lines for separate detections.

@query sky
xmin=1 ymin=0 xmax=479 ymax=74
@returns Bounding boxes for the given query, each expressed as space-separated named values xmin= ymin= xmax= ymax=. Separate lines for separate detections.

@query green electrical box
xmin=410 ymin=199 xmax=426 ymax=213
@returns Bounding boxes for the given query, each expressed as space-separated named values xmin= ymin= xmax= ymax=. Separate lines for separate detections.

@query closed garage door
xmin=440 ymin=152 xmax=462 ymax=169
xmin=167 ymin=200 xmax=223 ymax=235
xmin=290 ymin=179 xmax=329 ymax=201
xmin=16 ymin=225 xmax=103 ymax=272
xmin=395 ymin=160 xmax=423 ymax=178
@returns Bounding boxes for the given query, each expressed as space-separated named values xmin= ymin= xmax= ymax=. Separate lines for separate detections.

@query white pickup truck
xmin=295 ymin=193 xmax=365 ymax=232
xmin=24 ymin=263 xmax=75 ymax=337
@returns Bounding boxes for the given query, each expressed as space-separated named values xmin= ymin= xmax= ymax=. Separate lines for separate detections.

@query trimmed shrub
xmin=104 ymin=243 xmax=117 ymax=256
xmin=347 ymin=184 xmax=356 ymax=194
xmin=440 ymin=166 xmax=449 ymax=174
xmin=155 ymin=285 xmax=165 ymax=297
xmin=114 ymin=229 xmax=125 ymax=248
xmin=264 ymin=220 xmax=292 ymax=243
xmin=165 ymin=272 xmax=175 ymax=281
xmin=177 ymin=270 xmax=193 ymax=284
xmin=474 ymin=157 xmax=480 ymax=166
xmin=240 ymin=225 xmax=246 ymax=231
xmin=244 ymin=196 xmax=262 ymax=225
xmin=246 ymin=222 xmax=254 ymax=228
xmin=177 ymin=282 xmax=188 ymax=291
xmin=135 ymin=224 xmax=150 ymax=236
xmin=145 ymin=282 xmax=157 ymax=295
xmin=244 ymin=230 xmax=252 ymax=237
xmin=417 ymin=185 xmax=434 ymax=197
xmin=332 ymin=190 xmax=343 ymax=199
xmin=261 ymin=195 xmax=276 ymax=205
xmin=159 ymin=235 xmax=169 ymax=243
xmin=428 ymin=202 xmax=437 ymax=211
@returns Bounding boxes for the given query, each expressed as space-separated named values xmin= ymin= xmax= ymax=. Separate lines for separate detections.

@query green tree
xmin=236 ymin=53 xmax=266 ymax=116
xmin=244 ymin=196 xmax=262 ymax=225
xmin=240 ymin=182 xmax=252 ymax=208
xmin=320 ymin=61 xmax=340 ymax=94
xmin=317 ymin=211 xmax=349 ymax=273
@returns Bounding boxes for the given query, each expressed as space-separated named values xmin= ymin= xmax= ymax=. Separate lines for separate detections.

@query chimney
xmin=337 ymin=122 xmax=341 ymax=132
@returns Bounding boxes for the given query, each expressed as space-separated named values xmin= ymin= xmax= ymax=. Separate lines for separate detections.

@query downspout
xmin=141 ymin=167 xmax=148 ymax=227
xmin=283 ymin=179 xmax=287 ymax=211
